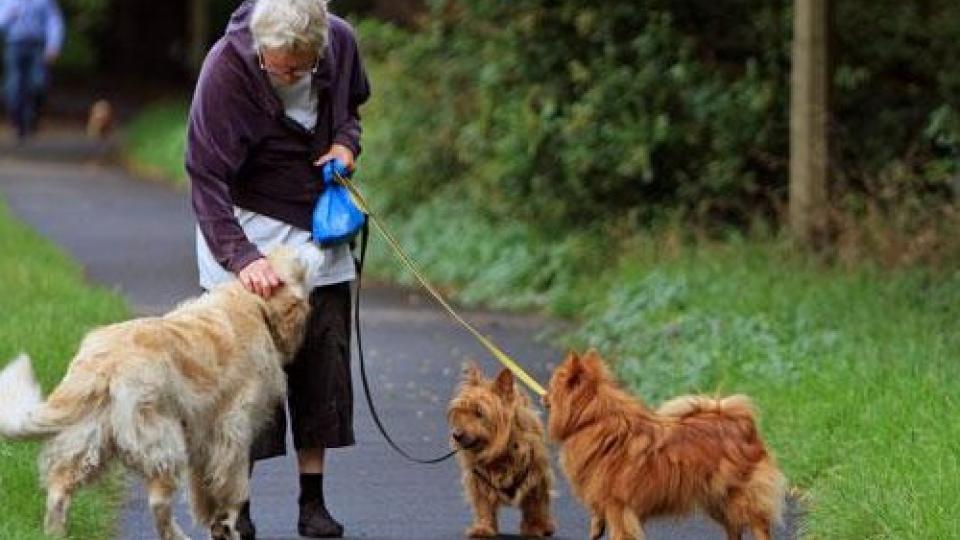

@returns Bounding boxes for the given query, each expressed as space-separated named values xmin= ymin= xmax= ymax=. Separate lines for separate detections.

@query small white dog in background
xmin=0 ymin=247 xmax=310 ymax=540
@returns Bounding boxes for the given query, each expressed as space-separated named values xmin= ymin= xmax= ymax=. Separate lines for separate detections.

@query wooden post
xmin=187 ymin=0 xmax=210 ymax=73
xmin=789 ymin=0 xmax=830 ymax=246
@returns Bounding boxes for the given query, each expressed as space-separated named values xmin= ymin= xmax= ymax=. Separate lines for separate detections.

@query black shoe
xmin=298 ymin=499 xmax=344 ymax=538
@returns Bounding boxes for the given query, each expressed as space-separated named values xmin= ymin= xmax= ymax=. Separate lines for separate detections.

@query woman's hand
xmin=237 ymin=257 xmax=283 ymax=298
xmin=315 ymin=144 xmax=355 ymax=172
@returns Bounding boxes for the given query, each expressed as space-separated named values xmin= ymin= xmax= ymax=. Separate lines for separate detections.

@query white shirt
xmin=196 ymin=72 xmax=356 ymax=291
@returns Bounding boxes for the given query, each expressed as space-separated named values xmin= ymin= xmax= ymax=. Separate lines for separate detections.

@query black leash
xmin=353 ymin=222 xmax=458 ymax=464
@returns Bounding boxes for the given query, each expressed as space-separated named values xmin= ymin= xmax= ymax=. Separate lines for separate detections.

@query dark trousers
xmin=4 ymin=40 xmax=47 ymax=139
xmin=251 ymin=282 xmax=355 ymax=460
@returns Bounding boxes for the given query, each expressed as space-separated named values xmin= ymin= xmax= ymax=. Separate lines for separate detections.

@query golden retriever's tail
xmin=0 ymin=354 xmax=46 ymax=438
xmin=0 ymin=354 xmax=105 ymax=440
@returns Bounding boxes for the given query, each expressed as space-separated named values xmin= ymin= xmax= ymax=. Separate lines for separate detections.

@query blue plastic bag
xmin=312 ymin=160 xmax=367 ymax=247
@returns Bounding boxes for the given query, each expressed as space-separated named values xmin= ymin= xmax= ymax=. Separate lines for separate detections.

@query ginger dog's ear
xmin=493 ymin=368 xmax=515 ymax=399
xmin=564 ymin=350 xmax=584 ymax=387
xmin=582 ymin=348 xmax=605 ymax=373
xmin=462 ymin=362 xmax=483 ymax=386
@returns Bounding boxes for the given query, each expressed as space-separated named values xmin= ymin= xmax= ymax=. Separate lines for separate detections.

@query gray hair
xmin=251 ymin=0 xmax=330 ymax=54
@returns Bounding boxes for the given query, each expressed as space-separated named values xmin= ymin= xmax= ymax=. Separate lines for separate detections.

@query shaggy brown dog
xmin=448 ymin=364 xmax=555 ymax=538
xmin=544 ymin=350 xmax=786 ymax=540
xmin=0 ymin=248 xmax=310 ymax=540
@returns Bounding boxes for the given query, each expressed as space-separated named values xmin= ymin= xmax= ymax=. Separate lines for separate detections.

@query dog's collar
xmin=256 ymin=301 xmax=286 ymax=353
xmin=472 ymin=466 xmax=527 ymax=503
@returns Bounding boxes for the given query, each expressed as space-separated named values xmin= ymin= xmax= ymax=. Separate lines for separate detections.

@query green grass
xmin=575 ymin=241 xmax=960 ymax=539
xmin=0 ymin=199 xmax=129 ymax=539
xmin=123 ymin=101 xmax=189 ymax=186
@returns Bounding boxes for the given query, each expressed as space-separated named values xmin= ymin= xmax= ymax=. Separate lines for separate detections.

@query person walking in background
xmin=186 ymin=0 xmax=370 ymax=538
xmin=0 ymin=0 xmax=64 ymax=142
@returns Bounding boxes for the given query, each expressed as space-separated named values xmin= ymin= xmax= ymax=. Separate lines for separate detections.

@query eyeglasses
xmin=257 ymin=48 xmax=320 ymax=79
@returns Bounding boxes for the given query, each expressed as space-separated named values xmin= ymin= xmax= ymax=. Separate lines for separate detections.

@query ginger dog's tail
xmin=657 ymin=393 xmax=757 ymax=420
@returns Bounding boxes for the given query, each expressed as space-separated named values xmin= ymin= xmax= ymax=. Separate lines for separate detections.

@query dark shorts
xmin=251 ymin=282 xmax=355 ymax=460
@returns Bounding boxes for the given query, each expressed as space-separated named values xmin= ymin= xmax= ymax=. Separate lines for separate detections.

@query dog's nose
xmin=452 ymin=430 xmax=477 ymax=449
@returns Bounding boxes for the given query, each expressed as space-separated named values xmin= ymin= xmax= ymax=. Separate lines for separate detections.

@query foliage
xmin=358 ymin=1 xmax=960 ymax=237
xmin=57 ymin=0 xmax=109 ymax=72
xmin=361 ymin=183 xmax=610 ymax=315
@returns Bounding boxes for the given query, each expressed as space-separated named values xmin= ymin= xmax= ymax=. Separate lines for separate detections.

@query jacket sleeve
xmin=186 ymin=42 xmax=263 ymax=274
xmin=0 ymin=1 xmax=16 ymax=32
xmin=44 ymin=0 xmax=64 ymax=56
xmin=332 ymin=33 xmax=371 ymax=158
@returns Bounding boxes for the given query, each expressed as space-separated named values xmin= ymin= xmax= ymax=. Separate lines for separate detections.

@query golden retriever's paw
xmin=210 ymin=521 xmax=237 ymax=540
xmin=43 ymin=501 xmax=68 ymax=538
xmin=42 ymin=522 xmax=67 ymax=539
xmin=466 ymin=522 xmax=498 ymax=538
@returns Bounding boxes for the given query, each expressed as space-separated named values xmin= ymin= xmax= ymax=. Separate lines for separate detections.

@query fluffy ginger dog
xmin=448 ymin=364 xmax=555 ymax=538
xmin=544 ymin=350 xmax=786 ymax=540
xmin=0 ymin=248 xmax=310 ymax=540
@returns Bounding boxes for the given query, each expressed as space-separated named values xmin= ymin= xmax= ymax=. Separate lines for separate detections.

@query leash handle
xmin=354 ymin=222 xmax=458 ymax=465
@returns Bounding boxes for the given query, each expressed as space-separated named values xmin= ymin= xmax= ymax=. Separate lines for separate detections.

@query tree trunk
xmin=187 ymin=0 xmax=210 ymax=74
xmin=789 ymin=0 xmax=831 ymax=247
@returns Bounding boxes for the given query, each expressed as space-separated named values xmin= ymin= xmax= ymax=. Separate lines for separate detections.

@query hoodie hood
xmin=226 ymin=0 xmax=255 ymax=36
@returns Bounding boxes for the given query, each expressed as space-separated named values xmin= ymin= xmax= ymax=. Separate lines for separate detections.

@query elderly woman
xmin=186 ymin=0 xmax=370 ymax=538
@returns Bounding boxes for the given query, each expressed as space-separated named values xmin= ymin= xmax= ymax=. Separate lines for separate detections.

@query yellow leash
xmin=336 ymin=174 xmax=547 ymax=397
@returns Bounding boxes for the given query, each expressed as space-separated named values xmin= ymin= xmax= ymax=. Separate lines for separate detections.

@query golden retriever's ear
xmin=493 ymin=368 xmax=514 ymax=399
xmin=265 ymin=246 xmax=306 ymax=290
xmin=288 ymin=259 xmax=306 ymax=288
xmin=462 ymin=362 xmax=483 ymax=385
xmin=260 ymin=292 xmax=308 ymax=357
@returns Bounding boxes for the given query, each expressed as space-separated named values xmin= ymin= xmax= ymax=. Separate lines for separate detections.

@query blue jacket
xmin=0 ymin=0 xmax=64 ymax=56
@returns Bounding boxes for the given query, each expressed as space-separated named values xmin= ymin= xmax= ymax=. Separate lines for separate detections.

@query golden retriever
xmin=0 ymin=247 xmax=310 ymax=540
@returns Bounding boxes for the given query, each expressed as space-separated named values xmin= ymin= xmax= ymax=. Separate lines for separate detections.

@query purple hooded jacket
xmin=186 ymin=1 xmax=370 ymax=274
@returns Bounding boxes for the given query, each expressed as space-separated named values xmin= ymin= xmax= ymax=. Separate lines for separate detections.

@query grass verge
xmin=0 ymin=198 xmax=129 ymax=539
xmin=122 ymin=101 xmax=189 ymax=187
xmin=358 ymin=192 xmax=959 ymax=539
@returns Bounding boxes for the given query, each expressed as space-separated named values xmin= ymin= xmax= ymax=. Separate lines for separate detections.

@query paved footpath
xmin=0 ymin=135 xmax=797 ymax=539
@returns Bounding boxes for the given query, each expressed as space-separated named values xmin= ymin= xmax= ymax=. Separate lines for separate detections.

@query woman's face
xmin=258 ymin=47 xmax=318 ymax=86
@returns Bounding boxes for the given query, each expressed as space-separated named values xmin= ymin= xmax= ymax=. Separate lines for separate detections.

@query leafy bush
xmin=58 ymin=0 xmax=109 ymax=72
xmin=359 ymin=1 xmax=960 ymax=238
